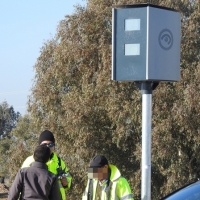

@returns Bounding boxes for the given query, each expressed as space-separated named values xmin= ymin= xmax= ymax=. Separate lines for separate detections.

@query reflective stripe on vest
xmin=84 ymin=178 xmax=133 ymax=200
xmin=120 ymin=194 xmax=134 ymax=200
xmin=110 ymin=180 xmax=119 ymax=200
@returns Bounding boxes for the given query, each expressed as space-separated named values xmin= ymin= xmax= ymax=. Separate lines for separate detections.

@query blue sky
xmin=0 ymin=0 xmax=85 ymax=115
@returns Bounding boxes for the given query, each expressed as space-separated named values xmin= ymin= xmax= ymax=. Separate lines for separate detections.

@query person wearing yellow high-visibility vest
xmin=82 ymin=155 xmax=134 ymax=200
xmin=21 ymin=130 xmax=72 ymax=200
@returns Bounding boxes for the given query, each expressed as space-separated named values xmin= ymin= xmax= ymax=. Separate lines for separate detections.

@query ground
xmin=0 ymin=183 xmax=8 ymax=199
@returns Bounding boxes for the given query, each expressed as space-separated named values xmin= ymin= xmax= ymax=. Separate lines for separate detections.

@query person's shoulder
xmin=52 ymin=152 xmax=65 ymax=162
xmin=24 ymin=155 xmax=34 ymax=161
xmin=51 ymin=153 xmax=69 ymax=169
xmin=52 ymin=152 xmax=60 ymax=159
xmin=19 ymin=167 xmax=29 ymax=174
xmin=117 ymin=176 xmax=131 ymax=186
xmin=21 ymin=155 xmax=34 ymax=168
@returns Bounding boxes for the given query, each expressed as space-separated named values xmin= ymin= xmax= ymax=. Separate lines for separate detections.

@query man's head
xmin=88 ymin=155 xmax=109 ymax=181
xmin=38 ymin=130 xmax=55 ymax=144
xmin=39 ymin=130 xmax=55 ymax=153
xmin=33 ymin=145 xmax=50 ymax=163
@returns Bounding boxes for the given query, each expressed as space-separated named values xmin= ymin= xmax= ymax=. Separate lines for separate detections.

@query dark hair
xmin=33 ymin=145 xmax=50 ymax=163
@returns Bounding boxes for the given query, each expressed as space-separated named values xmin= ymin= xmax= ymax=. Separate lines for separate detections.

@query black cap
xmin=38 ymin=130 xmax=55 ymax=145
xmin=89 ymin=155 xmax=108 ymax=168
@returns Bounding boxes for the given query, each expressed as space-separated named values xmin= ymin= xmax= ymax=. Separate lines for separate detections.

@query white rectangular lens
xmin=125 ymin=44 xmax=140 ymax=56
xmin=125 ymin=19 xmax=140 ymax=31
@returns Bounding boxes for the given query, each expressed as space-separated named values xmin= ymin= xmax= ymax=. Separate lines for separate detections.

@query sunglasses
xmin=42 ymin=143 xmax=55 ymax=148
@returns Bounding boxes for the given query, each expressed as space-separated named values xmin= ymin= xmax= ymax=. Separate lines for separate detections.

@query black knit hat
xmin=38 ymin=130 xmax=55 ymax=145
xmin=89 ymin=155 xmax=108 ymax=168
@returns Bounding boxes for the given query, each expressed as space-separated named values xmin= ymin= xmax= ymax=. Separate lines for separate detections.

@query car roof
xmin=160 ymin=179 xmax=200 ymax=200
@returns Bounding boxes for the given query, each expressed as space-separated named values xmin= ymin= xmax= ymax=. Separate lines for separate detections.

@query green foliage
xmin=0 ymin=101 xmax=21 ymax=182
xmin=0 ymin=137 xmax=10 ymax=177
xmin=0 ymin=111 xmax=38 ymax=185
xmin=0 ymin=101 xmax=20 ymax=138
xmin=2 ymin=114 xmax=38 ymax=186
xmin=2 ymin=0 xmax=200 ymax=199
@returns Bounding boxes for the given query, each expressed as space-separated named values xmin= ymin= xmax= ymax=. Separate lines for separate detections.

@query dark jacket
xmin=8 ymin=162 xmax=61 ymax=200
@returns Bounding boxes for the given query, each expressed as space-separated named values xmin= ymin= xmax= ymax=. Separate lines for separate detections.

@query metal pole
xmin=141 ymin=82 xmax=152 ymax=200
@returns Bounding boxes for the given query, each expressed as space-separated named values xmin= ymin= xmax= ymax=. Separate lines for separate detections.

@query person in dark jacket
xmin=8 ymin=145 xmax=61 ymax=200
xmin=21 ymin=130 xmax=72 ymax=200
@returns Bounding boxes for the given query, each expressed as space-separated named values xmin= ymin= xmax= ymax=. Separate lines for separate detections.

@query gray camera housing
xmin=112 ymin=4 xmax=181 ymax=81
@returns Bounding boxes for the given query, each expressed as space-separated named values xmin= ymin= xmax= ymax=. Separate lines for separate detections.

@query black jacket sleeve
xmin=8 ymin=170 xmax=23 ymax=200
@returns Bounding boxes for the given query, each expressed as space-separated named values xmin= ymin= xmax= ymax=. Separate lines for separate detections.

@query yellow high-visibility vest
xmin=82 ymin=164 xmax=134 ymax=200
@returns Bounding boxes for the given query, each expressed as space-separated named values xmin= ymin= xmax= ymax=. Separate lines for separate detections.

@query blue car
xmin=160 ymin=180 xmax=200 ymax=200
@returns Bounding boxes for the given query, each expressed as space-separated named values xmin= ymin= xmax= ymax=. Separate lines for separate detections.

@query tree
xmin=0 ymin=114 xmax=38 ymax=186
xmin=5 ymin=0 xmax=199 ymax=199
xmin=0 ymin=101 xmax=20 ymax=138
xmin=0 ymin=101 xmax=21 ymax=183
